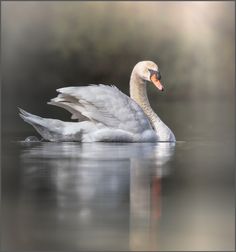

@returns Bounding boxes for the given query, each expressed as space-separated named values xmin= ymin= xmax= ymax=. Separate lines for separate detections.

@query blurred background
xmin=1 ymin=1 xmax=235 ymax=141
xmin=1 ymin=2 xmax=235 ymax=251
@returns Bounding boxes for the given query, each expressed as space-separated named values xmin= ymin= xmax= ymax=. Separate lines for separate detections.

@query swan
xmin=19 ymin=61 xmax=176 ymax=142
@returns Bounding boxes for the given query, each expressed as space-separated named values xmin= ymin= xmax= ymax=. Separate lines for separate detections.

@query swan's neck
xmin=129 ymin=71 xmax=162 ymax=132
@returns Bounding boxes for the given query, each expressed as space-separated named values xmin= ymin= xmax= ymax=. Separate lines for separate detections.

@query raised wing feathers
xmin=50 ymin=84 xmax=152 ymax=134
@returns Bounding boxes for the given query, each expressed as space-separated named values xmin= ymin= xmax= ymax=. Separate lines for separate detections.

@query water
xmin=1 ymin=139 xmax=234 ymax=251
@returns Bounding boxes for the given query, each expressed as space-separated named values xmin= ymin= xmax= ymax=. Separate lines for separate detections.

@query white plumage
xmin=19 ymin=61 xmax=176 ymax=142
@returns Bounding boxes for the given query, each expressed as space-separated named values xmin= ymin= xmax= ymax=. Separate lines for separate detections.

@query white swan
xmin=19 ymin=61 xmax=176 ymax=142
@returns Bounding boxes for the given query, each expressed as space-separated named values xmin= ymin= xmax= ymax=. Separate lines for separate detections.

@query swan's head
xmin=133 ymin=61 xmax=164 ymax=91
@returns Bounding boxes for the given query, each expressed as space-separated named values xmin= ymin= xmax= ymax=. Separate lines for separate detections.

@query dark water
xmin=1 ymin=138 xmax=234 ymax=251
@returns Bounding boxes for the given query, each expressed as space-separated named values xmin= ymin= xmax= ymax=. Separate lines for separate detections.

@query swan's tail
xmin=18 ymin=108 xmax=82 ymax=142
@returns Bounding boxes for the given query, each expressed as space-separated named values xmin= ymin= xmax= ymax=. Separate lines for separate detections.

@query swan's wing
xmin=48 ymin=94 xmax=88 ymax=121
xmin=49 ymin=84 xmax=152 ymax=134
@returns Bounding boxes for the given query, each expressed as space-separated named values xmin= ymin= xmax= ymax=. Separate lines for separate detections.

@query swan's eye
xmin=148 ymin=69 xmax=161 ymax=80
xmin=148 ymin=69 xmax=156 ymax=76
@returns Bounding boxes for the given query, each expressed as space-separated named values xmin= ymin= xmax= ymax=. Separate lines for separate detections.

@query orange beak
xmin=150 ymin=74 xmax=164 ymax=91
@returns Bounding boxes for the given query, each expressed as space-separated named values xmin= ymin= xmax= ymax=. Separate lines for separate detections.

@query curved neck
xmin=129 ymin=70 xmax=161 ymax=132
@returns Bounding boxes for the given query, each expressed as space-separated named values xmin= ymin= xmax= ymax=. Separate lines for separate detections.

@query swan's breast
xmin=140 ymin=129 xmax=158 ymax=142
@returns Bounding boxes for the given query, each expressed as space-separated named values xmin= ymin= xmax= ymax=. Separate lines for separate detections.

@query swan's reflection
xmin=129 ymin=144 xmax=174 ymax=251
xmin=20 ymin=142 xmax=175 ymax=251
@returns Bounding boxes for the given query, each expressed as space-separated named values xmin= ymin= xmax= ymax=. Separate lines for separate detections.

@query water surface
xmin=1 ymin=139 xmax=234 ymax=251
